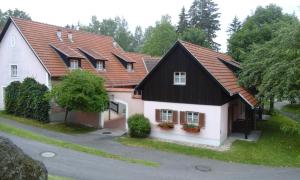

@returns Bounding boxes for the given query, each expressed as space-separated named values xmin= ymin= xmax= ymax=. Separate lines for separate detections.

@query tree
xmin=177 ymin=7 xmax=189 ymax=33
xmin=80 ymin=16 xmax=135 ymax=52
xmin=227 ymin=16 xmax=241 ymax=35
xmin=51 ymin=70 xmax=109 ymax=123
xmin=239 ymin=20 xmax=300 ymax=111
xmin=132 ymin=26 xmax=144 ymax=52
xmin=142 ymin=15 xmax=178 ymax=56
xmin=180 ymin=27 xmax=211 ymax=48
xmin=188 ymin=0 xmax=220 ymax=50
xmin=0 ymin=8 xmax=31 ymax=31
xmin=227 ymin=4 xmax=295 ymax=62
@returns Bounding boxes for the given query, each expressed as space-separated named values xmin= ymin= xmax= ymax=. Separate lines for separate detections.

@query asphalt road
xmin=1 ymin=132 xmax=300 ymax=180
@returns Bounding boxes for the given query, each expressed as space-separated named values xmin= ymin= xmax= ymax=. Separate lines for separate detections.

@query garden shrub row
xmin=4 ymin=78 xmax=50 ymax=122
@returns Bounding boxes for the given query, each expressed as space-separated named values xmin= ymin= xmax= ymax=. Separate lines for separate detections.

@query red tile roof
xmin=179 ymin=40 xmax=258 ymax=107
xmin=10 ymin=17 xmax=151 ymax=86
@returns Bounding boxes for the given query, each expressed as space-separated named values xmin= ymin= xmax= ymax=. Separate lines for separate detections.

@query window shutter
xmin=199 ymin=113 xmax=205 ymax=128
xmin=155 ymin=109 xmax=161 ymax=122
xmin=172 ymin=111 xmax=178 ymax=124
xmin=180 ymin=111 xmax=186 ymax=125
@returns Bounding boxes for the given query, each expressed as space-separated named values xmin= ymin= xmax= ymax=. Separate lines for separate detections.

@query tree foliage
xmin=0 ymin=8 xmax=31 ymax=31
xmin=180 ymin=27 xmax=211 ymax=48
xmin=188 ymin=0 xmax=220 ymax=50
xmin=239 ymin=20 xmax=300 ymax=102
xmin=142 ymin=15 xmax=178 ymax=56
xmin=4 ymin=81 xmax=21 ymax=114
xmin=51 ymin=70 xmax=109 ymax=122
xmin=227 ymin=4 xmax=295 ymax=62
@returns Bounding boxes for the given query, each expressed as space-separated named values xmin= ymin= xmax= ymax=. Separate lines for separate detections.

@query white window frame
xmin=96 ymin=61 xmax=104 ymax=71
xmin=174 ymin=72 xmax=186 ymax=85
xmin=161 ymin=110 xmax=173 ymax=123
xmin=10 ymin=64 xmax=18 ymax=77
xmin=127 ymin=63 xmax=133 ymax=72
xmin=186 ymin=112 xmax=199 ymax=126
xmin=70 ymin=59 xmax=79 ymax=70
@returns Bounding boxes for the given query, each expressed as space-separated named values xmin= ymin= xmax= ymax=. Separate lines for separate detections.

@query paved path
xmin=274 ymin=101 xmax=300 ymax=122
xmin=1 ymin=117 xmax=300 ymax=180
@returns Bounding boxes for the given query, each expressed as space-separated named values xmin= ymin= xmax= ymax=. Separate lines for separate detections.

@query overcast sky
xmin=1 ymin=0 xmax=299 ymax=52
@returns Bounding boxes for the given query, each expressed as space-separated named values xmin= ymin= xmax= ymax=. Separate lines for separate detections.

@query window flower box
xmin=182 ymin=124 xmax=200 ymax=133
xmin=158 ymin=122 xmax=174 ymax=130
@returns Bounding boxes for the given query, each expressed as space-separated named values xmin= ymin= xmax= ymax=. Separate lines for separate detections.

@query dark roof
xmin=143 ymin=57 xmax=160 ymax=72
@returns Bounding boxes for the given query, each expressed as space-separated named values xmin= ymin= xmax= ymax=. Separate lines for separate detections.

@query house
xmin=135 ymin=41 xmax=258 ymax=146
xmin=0 ymin=17 xmax=159 ymax=128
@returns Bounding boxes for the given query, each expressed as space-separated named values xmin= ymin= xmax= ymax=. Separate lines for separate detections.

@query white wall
xmin=144 ymin=101 xmax=229 ymax=146
xmin=220 ymin=103 xmax=229 ymax=143
xmin=0 ymin=23 xmax=50 ymax=110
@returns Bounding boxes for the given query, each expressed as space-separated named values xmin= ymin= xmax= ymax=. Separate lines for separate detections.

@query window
xmin=70 ymin=60 xmax=79 ymax=69
xmin=161 ymin=110 xmax=173 ymax=122
xmin=174 ymin=72 xmax=186 ymax=85
xmin=11 ymin=65 xmax=18 ymax=77
xmin=127 ymin=63 xmax=133 ymax=72
xmin=96 ymin=61 xmax=104 ymax=71
xmin=187 ymin=112 xmax=199 ymax=126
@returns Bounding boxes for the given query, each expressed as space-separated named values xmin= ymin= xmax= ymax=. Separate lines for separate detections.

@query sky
xmin=1 ymin=0 xmax=299 ymax=52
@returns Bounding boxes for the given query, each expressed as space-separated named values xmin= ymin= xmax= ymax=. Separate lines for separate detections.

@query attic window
xmin=70 ymin=59 xmax=79 ymax=70
xmin=127 ymin=63 xmax=133 ymax=72
xmin=174 ymin=72 xmax=186 ymax=85
xmin=96 ymin=61 xmax=105 ymax=71
xmin=56 ymin=30 xmax=63 ymax=41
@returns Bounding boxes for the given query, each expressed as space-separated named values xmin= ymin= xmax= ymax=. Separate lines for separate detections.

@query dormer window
xmin=70 ymin=59 xmax=79 ymax=70
xmin=127 ymin=63 xmax=133 ymax=72
xmin=96 ymin=61 xmax=105 ymax=71
xmin=56 ymin=30 xmax=63 ymax=41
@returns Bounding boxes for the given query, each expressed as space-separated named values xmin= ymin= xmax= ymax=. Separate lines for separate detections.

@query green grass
xmin=119 ymin=113 xmax=300 ymax=167
xmin=48 ymin=175 xmax=74 ymax=180
xmin=0 ymin=111 xmax=96 ymax=134
xmin=0 ymin=122 xmax=159 ymax=167
xmin=282 ymin=104 xmax=300 ymax=116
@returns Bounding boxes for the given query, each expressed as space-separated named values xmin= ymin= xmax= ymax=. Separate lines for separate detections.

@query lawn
xmin=119 ymin=113 xmax=300 ymax=167
xmin=0 ymin=122 xmax=159 ymax=167
xmin=282 ymin=104 xmax=300 ymax=116
xmin=48 ymin=175 xmax=74 ymax=180
xmin=0 ymin=111 xmax=96 ymax=134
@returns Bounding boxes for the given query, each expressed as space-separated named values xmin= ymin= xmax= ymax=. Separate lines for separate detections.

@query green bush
xmin=4 ymin=81 xmax=21 ymax=114
xmin=127 ymin=114 xmax=151 ymax=138
xmin=5 ymin=78 xmax=50 ymax=122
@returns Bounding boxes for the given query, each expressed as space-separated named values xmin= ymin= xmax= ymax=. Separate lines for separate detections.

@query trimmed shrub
xmin=4 ymin=81 xmax=21 ymax=114
xmin=127 ymin=114 xmax=151 ymax=138
xmin=5 ymin=78 xmax=50 ymax=122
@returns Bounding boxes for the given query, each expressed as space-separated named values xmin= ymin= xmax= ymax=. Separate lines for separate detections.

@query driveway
xmin=1 ymin=117 xmax=300 ymax=180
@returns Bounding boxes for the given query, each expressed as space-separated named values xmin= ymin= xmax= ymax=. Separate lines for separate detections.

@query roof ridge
xmin=11 ymin=16 xmax=114 ymax=40
xmin=179 ymin=40 xmax=233 ymax=60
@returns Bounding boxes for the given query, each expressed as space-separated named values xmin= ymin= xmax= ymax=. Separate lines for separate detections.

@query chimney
xmin=68 ymin=32 xmax=73 ymax=43
xmin=56 ymin=30 xmax=63 ymax=42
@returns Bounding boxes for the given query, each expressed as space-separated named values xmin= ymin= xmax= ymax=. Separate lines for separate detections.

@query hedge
xmin=4 ymin=78 xmax=50 ymax=122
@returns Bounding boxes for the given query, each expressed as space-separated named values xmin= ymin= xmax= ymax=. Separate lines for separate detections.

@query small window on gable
xmin=127 ymin=63 xmax=133 ymax=72
xmin=161 ymin=110 xmax=173 ymax=123
xmin=70 ymin=59 xmax=79 ymax=70
xmin=186 ymin=112 xmax=199 ymax=126
xmin=174 ymin=72 xmax=186 ymax=85
xmin=11 ymin=65 xmax=18 ymax=77
xmin=96 ymin=61 xmax=104 ymax=71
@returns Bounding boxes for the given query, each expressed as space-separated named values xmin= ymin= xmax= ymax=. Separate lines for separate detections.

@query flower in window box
xmin=182 ymin=124 xmax=200 ymax=133
xmin=158 ymin=122 xmax=174 ymax=130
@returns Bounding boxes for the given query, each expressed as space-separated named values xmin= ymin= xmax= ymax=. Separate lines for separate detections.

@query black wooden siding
xmin=139 ymin=44 xmax=231 ymax=106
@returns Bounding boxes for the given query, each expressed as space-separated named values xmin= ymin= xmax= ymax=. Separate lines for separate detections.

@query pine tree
xmin=188 ymin=0 xmax=220 ymax=50
xmin=227 ymin=16 xmax=241 ymax=35
xmin=177 ymin=7 xmax=189 ymax=33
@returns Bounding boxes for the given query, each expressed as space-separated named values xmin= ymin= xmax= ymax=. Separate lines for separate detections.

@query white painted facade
xmin=144 ymin=101 xmax=229 ymax=146
xmin=0 ymin=23 xmax=50 ymax=110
